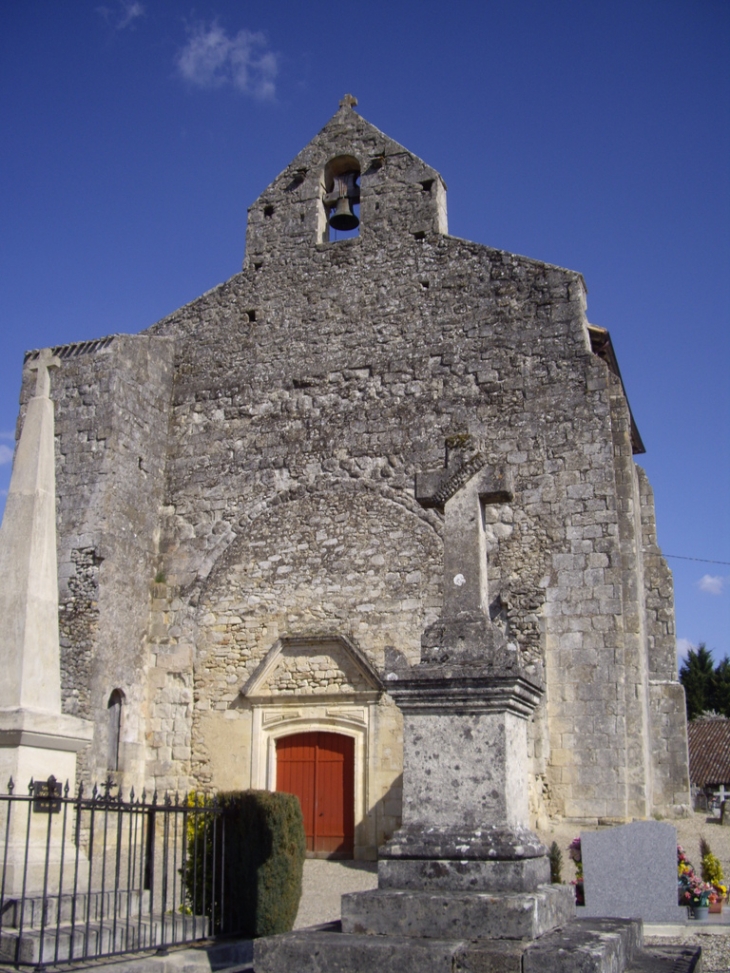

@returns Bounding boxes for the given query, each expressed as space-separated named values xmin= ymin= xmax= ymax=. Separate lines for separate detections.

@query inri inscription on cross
xmin=27 ymin=348 xmax=61 ymax=399
xmin=416 ymin=444 xmax=512 ymax=620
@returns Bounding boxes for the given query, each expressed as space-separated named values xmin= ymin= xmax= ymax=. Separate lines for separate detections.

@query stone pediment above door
xmin=241 ymin=635 xmax=383 ymax=702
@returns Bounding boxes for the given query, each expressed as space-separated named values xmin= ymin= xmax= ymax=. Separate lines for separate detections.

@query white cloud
xmin=0 ymin=445 xmax=13 ymax=466
xmin=676 ymin=638 xmax=695 ymax=661
xmin=698 ymin=574 xmax=727 ymax=596
xmin=97 ymin=1 xmax=145 ymax=30
xmin=176 ymin=21 xmax=278 ymax=100
xmin=118 ymin=2 xmax=144 ymax=29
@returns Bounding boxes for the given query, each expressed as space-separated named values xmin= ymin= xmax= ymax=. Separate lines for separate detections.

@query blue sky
xmin=1 ymin=0 xmax=728 ymax=662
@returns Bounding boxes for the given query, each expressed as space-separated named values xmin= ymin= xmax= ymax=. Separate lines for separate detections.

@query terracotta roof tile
xmin=687 ymin=718 xmax=730 ymax=787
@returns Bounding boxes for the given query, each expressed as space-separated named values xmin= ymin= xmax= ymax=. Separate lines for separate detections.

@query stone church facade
xmin=16 ymin=100 xmax=690 ymax=858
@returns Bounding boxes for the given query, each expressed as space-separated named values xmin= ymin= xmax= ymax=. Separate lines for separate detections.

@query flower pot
xmin=691 ymin=905 xmax=710 ymax=920
xmin=709 ymin=900 xmax=723 ymax=914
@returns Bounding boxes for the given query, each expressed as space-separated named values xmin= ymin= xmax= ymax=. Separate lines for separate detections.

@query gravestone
xmin=580 ymin=821 xmax=687 ymax=923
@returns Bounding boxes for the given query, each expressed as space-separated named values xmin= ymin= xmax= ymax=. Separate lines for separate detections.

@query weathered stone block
xmin=523 ymin=918 xmax=642 ymax=973
xmin=341 ymin=885 xmax=575 ymax=941
xmin=254 ymin=929 xmax=466 ymax=973
xmin=377 ymin=855 xmax=550 ymax=893
xmin=453 ymin=940 xmax=527 ymax=973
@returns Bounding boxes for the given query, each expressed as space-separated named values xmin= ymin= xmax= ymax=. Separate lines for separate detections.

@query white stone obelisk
xmin=0 ymin=349 xmax=93 ymax=892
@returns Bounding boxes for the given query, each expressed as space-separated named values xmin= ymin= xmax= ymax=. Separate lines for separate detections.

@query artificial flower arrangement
xmin=678 ymin=844 xmax=714 ymax=908
xmin=568 ymin=837 xmax=584 ymax=905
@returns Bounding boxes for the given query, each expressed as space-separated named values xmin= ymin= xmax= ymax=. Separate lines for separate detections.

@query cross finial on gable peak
xmin=339 ymin=93 xmax=358 ymax=110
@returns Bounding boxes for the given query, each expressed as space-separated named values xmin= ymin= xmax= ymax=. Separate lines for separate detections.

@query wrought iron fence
xmin=0 ymin=777 xmax=228 ymax=969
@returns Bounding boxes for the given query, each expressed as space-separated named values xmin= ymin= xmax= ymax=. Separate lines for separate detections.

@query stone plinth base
xmin=341 ymin=884 xmax=575 ymax=940
xmin=254 ymin=917 xmax=701 ymax=973
xmin=0 ymin=712 xmax=92 ymax=895
xmin=381 ymin=823 xmax=547 ymax=861
xmin=0 ymin=742 xmax=82 ymax=795
xmin=378 ymin=855 xmax=550 ymax=892
xmin=0 ymin=844 xmax=86 ymax=898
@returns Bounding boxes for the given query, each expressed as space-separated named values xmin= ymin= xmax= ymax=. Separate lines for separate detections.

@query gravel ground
xmin=293 ymin=814 xmax=730 ymax=969
xmin=294 ymin=859 xmax=378 ymax=929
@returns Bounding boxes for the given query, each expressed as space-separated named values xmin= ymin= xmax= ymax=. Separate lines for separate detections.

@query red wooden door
xmin=276 ymin=732 xmax=354 ymax=858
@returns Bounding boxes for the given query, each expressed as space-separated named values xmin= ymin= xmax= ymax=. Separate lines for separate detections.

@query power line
xmin=664 ymin=555 xmax=730 ymax=567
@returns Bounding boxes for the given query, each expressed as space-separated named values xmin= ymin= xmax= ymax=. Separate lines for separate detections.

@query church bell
xmin=326 ymin=171 xmax=360 ymax=231
xmin=329 ymin=196 xmax=359 ymax=231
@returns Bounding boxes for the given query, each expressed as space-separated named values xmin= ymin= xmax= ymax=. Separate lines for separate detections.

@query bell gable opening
xmin=320 ymin=155 xmax=361 ymax=242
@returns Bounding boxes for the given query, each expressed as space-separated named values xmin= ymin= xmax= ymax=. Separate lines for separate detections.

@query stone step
xmin=86 ymin=937 xmax=255 ymax=973
xmin=255 ymin=918 xmax=701 ymax=973
xmin=523 ymin=918 xmax=644 ymax=973
xmin=0 ymin=911 xmax=209 ymax=964
xmin=1 ymin=887 xmax=150 ymax=928
xmin=254 ymin=928 xmax=469 ymax=973
xmin=341 ymin=884 xmax=576 ymax=941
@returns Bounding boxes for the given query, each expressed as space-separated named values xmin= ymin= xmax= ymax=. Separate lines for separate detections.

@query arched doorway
xmin=276 ymin=732 xmax=354 ymax=859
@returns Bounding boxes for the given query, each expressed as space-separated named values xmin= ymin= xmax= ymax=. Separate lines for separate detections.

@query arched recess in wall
xmin=107 ymin=689 xmax=125 ymax=771
xmin=195 ymin=482 xmax=443 ymax=671
xmin=320 ymin=155 xmax=361 ymax=242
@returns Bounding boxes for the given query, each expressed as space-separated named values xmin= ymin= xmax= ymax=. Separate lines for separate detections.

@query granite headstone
xmin=580 ymin=821 xmax=687 ymax=923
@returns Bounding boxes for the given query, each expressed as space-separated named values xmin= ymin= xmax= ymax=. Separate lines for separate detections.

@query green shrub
xmin=549 ymin=841 xmax=563 ymax=884
xmin=218 ymin=789 xmax=306 ymax=938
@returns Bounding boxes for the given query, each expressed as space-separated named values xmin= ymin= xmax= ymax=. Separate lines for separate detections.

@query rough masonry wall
xmin=20 ymin=335 xmax=175 ymax=785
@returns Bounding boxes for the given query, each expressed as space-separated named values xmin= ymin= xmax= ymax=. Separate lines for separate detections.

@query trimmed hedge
xmin=218 ymin=789 xmax=306 ymax=938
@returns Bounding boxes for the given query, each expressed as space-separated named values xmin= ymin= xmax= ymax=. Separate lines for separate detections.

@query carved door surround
xmin=241 ymin=634 xmax=383 ymax=857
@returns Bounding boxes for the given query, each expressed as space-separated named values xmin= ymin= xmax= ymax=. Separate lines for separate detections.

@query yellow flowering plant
xmin=699 ymin=838 xmax=727 ymax=903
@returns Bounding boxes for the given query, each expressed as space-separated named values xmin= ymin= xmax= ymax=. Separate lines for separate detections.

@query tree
xmin=680 ymin=644 xmax=716 ymax=719
xmin=712 ymin=657 xmax=730 ymax=717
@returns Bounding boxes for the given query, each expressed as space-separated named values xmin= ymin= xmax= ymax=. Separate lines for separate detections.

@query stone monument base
xmin=0 ymin=707 xmax=92 ymax=895
xmin=255 ymin=915 xmax=701 ymax=973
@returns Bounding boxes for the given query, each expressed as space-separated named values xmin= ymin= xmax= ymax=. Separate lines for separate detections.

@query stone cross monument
xmin=255 ymin=443 xmax=577 ymax=970
xmin=255 ymin=443 xmax=689 ymax=969
xmin=0 ymin=348 xmax=93 ymax=892
xmin=340 ymin=446 xmax=573 ymax=932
